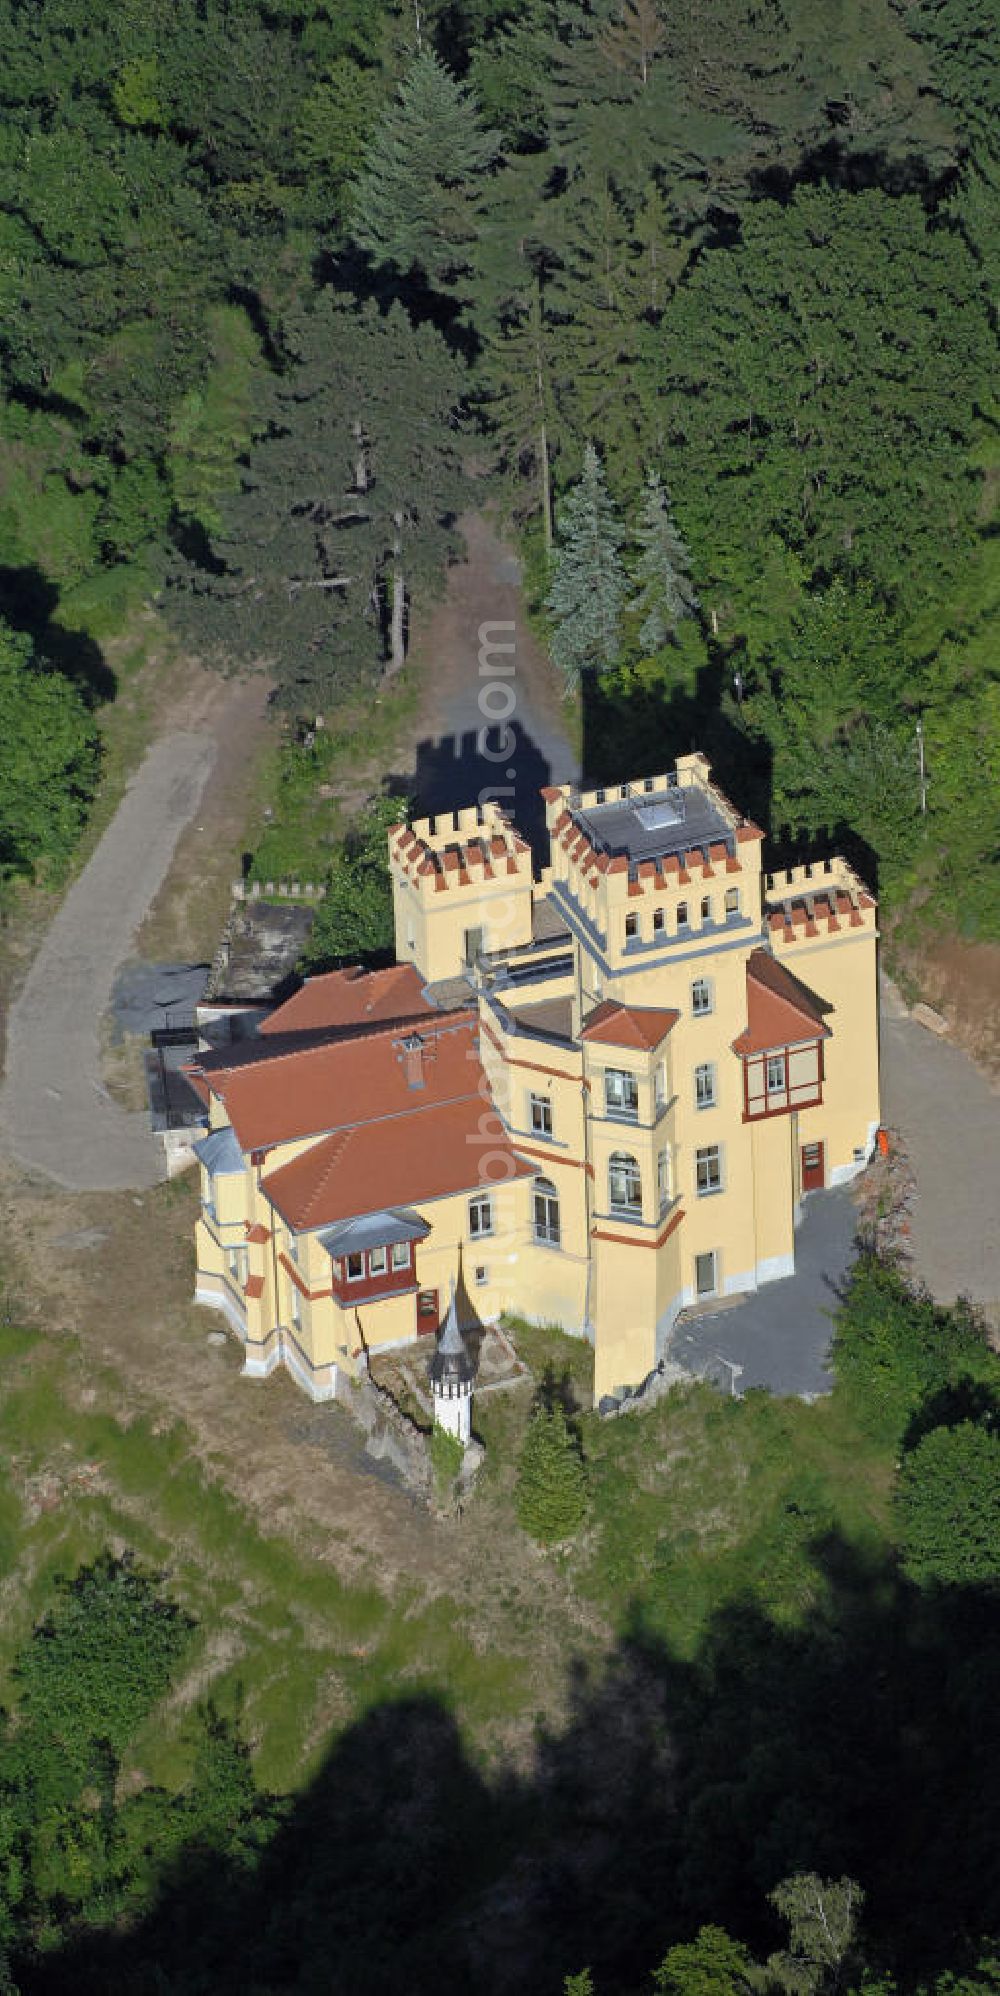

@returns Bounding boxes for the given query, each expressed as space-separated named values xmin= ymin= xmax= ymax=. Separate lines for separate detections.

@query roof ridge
xmin=205 ymin=1007 xmax=477 ymax=1082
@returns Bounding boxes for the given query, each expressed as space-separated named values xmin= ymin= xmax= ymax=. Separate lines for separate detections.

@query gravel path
xmin=1 ymin=733 xmax=217 ymax=1191
xmin=879 ymin=977 xmax=1000 ymax=1311
xmin=401 ymin=512 xmax=579 ymax=854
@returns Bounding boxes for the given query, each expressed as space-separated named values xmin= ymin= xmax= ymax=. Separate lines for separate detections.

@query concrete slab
xmin=668 ymin=1188 xmax=857 ymax=1399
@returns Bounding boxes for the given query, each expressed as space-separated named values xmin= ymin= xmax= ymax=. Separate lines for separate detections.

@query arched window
xmin=533 ymin=1177 xmax=560 ymax=1247
xmin=609 ymin=1151 xmax=641 ymax=1216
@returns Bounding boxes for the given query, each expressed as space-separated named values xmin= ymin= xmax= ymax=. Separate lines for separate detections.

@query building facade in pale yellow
xmin=192 ymin=757 xmax=879 ymax=1406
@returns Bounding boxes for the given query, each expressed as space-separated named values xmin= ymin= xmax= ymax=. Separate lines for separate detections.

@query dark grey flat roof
xmin=571 ymin=788 xmax=733 ymax=867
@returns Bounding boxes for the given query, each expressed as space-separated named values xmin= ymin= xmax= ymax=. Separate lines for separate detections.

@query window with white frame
xmin=725 ymin=886 xmax=740 ymax=916
xmin=469 ymin=1192 xmax=494 ymax=1238
xmin=474 ymin=1264 xmax=488 ymax=1286
xmin=604 ymin=1067 xmax=639 ymax=1120
xmin=530 ymin=1092 xmax=553 ymax=1138
xmin=691 ymin=977 xmax=713 ymax=1016
xmin=695 ymin=1061 xmax=716 ymax=1109
xmin=368 ymin=1245 xmax=387 ymax=1276
xmin=625 ymin=911 xmax=639 ymax=940
xmin=657 ymin=1146 xmax=672 ymax=1215
xmin=609 ymin=1151 xmax=642 ymax=1215
xmin=766 ymin=1052 xmax=787 ymax=1094
xmin=654 ymin=1060 xmax=667 ymax=1111
xmin=533 ymin=1177 xmax=561 ymax=1247
xmin=695 ymin=1250 xmax=717 ymax=1297
xmin=286 ymin=1231 xmax=298 ymax=1264
xmin=695 ymin=1144 xmax=723 ymax=1195
xmin=289 ymin=1280 xmax=302 ymax=1331
xmin=346 ymin=1252 xmax=364 ymax=1281
xmin=390 ymin=1241 xmax=410 ymax=1271
xmin=226 ymin=1245 xmax=248 ymax=1288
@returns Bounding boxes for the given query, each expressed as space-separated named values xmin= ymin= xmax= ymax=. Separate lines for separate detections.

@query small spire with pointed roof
xmin=430 ymin=1279 xmax=475 ymax=1445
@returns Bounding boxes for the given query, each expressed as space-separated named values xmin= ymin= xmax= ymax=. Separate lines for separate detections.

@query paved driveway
xmin=879 ymin=977 xmax=1000 ymax=1312
xmin=669 ymin=1188 xmax=857 ymax=1398
xmin=1 ymin=733 xmax=216 ymax=1191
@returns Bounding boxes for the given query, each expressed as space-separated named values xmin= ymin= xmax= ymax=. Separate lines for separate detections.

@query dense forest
xmin=0 ymin=0 xmax=996 ymax=933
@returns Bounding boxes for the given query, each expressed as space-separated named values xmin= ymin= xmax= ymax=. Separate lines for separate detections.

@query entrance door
xmin=801 ymin=1141 xmax=825 ymax=1192
xmin=416 ymin=1288 xmax=440 ymax=1335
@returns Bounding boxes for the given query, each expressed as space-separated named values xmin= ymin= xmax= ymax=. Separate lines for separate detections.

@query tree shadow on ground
xmin=0 ymin=563 xmax=115 ymax=706
xmin=581 ymin=649 xmax=774 ymax=837
xmin=34 ymin=1529 xmax=1000 ymax=1996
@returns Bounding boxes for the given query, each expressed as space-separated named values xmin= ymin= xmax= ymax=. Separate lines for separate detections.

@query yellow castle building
xmin=191 ymin=754 xmax=879 ymax=1405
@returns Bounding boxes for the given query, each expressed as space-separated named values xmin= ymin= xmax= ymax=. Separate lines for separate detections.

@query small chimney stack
xmin=400 ymin=1033 xmax=425 ymax=1089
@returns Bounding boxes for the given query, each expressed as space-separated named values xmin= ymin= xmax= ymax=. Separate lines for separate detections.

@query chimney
xmin=400 ymin=1033 xmax=425 ymax=1089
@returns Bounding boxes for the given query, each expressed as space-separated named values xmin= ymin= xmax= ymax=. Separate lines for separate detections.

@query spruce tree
xmin=350 ymin=50 xmax=500 ymax=293
xmin=515 ymin=1401 xmax=588 ymax=1544
xmin=546 ymin=443 xmax=627 ymax=692
xmin=629 ymin=469 xmax=698 ymax=652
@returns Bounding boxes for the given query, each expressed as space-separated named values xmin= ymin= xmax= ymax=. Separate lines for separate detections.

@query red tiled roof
xmin=732 ymin=950 xmax=831 ymax=1056
xmin=581 ymin=1000 xmax=680 ymax=1052
xmin=260 ymin=964 xmax=435 ymax=1037
xmin=262 ymin=1096 xmax=534 ymax=1231
xmin=199 ymin=1011 xmax=479 ymax=1153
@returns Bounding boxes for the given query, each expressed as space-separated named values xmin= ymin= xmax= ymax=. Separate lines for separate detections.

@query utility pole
xmin=916 ymin=717 xmax=927 ymax=815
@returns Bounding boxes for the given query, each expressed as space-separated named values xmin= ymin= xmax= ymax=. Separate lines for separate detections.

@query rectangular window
xmin=654 ymin=1061 xmax=667 ymax=1110
xmin=766 ymin=1053 xmax=787 ymax=1094
xmin=604 ymin=1068 xmax=639 ymax=1120
xmin=368 ymin=1245 xmax=387 ymax=1277
xmin=390 ymin=1241 xmax=410 ymax=1271
xmin=474 ymin=1264 xmax=488 ymax=1286
xmin=657 ymin=1147 xmax=671 ymax=1215
xmin=696 ymin=1144 xmax=723 ymax=1196
xmin=653 ymin=906 xmax=665 ymax=932
xmin=695 ymin=1062 xmax=716 ymax=1110
xmin=595 ymin=787 xmax=606 ymax=804
xmin=226 ymin=1246 xmax=248 ymax=1288
xmin=469 ymin=1193 xmax=493 ymax=1238
xmin=286 ymin=1232 xmax=298 ymax=1264
xmin=643 ymin=776 xmax=655 ymax=792
xmin=695 ymin=1250 xmax=717 ymax=1297
xmin=677 ymin=900 xmax=689 ymax=927
xmin=289 ymin=1284 xmax=302 ymax=1331
xmin=529 ymin=1093 xmax=553 ymax=1138
xmin=700 ymin=895 xmax=712 ymax=921
xmin=620 ymin=782 xmax=630 ymax=799
xmin=625 ymin=912 xmax=639 ymax=940
xmin=691 ymin=978 xmax=713 ymax=1016
xmin=724 ymin=887 xmax=740 ymax=916
xmin=346 ymin=1252 xmax=364 ymax=1281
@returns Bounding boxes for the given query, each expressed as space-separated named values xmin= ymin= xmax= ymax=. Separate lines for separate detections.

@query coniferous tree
xmin=350 ymin=49 xmax=501 ymax=293
xmin=169 ymin=294 xmax=465 ymax=705
xmin=515 ymin=1400 xmax=588 ymax=1543
xmin=630 ymin=469 xmax=698 ymax=651
xmin=546 ymin=443 xmax=627 ymax=691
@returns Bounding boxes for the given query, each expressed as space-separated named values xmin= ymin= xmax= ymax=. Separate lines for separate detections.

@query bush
xmin=896 ymin=1420 xmax=1000 ymax=1587
xmin=430 ymin=1422 xmax=464 ymax=1502
xmin=831 ymin=1258 xmax=992 ymax=1446
xmin=515 ymin=1401 xmax=588 ymax=1544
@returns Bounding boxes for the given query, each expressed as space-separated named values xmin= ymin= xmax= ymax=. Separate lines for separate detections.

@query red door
xmin=416 ymin=1288 xmax=440 ymax=1335
xmin=801 ymin=1141 xmax=825 ymax=1192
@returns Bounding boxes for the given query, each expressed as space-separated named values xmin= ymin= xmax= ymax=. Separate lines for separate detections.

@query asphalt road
xmin=1 ymin=733 xmax=216 ymax=1191
xmin=879 ymin=977 xmax=1000 ymax=1310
